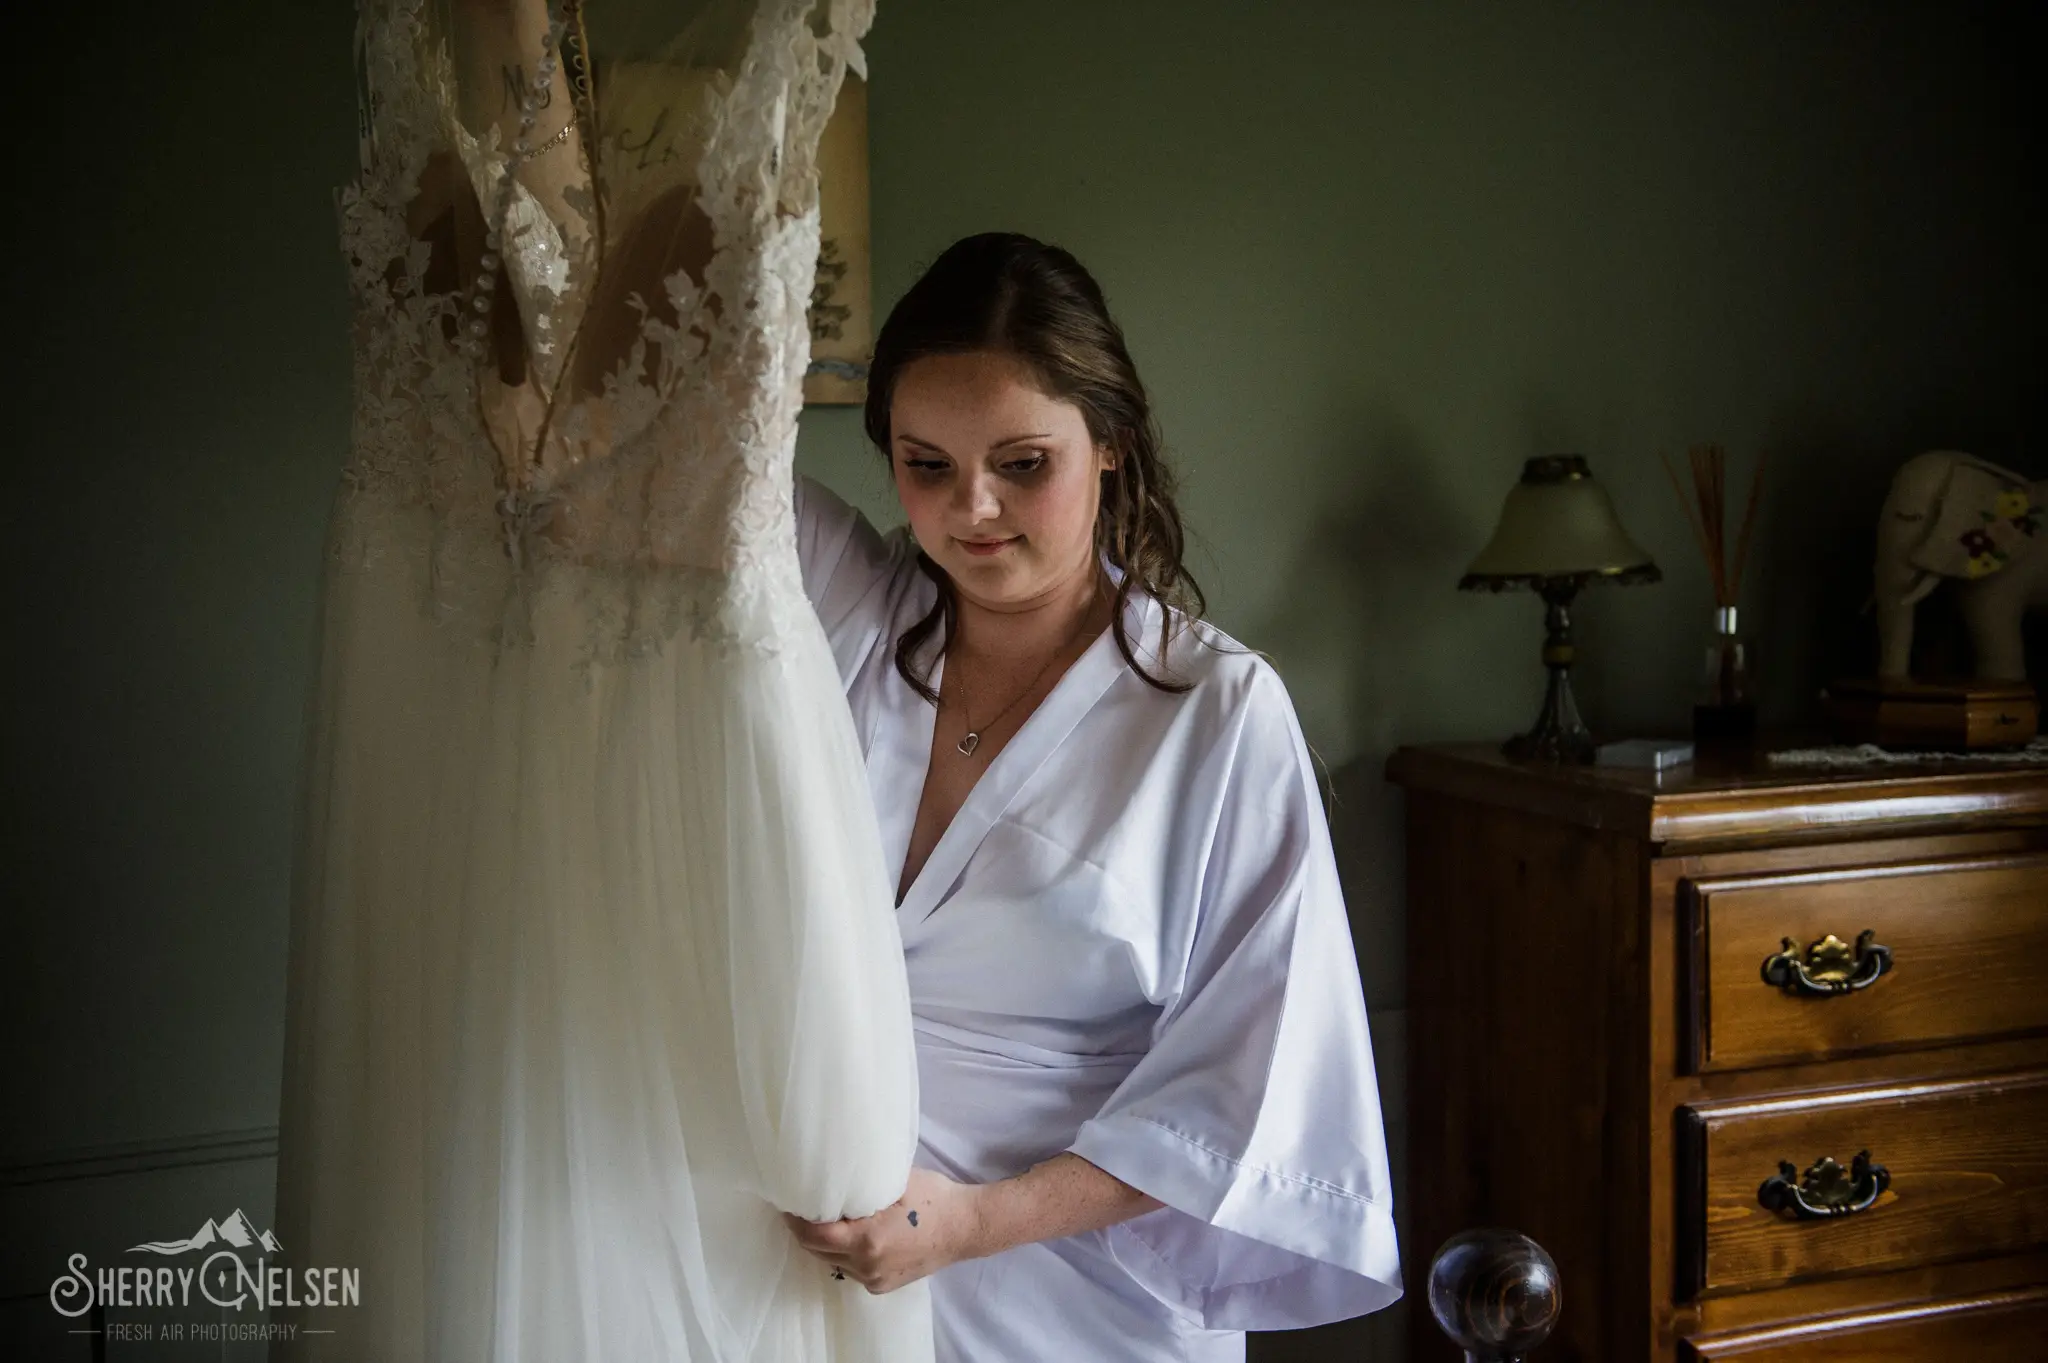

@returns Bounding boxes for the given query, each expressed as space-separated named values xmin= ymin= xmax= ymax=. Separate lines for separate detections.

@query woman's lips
xmin=955 ymin=536 xmax=1016 ymax=557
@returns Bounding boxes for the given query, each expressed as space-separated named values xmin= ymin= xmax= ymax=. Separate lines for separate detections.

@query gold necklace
xmin=950 ymin=596 xmax=1103 ymax=757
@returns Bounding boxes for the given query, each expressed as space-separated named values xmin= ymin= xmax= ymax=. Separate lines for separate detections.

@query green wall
xmin=4 ymin=2 xmax=2038 ymax=1358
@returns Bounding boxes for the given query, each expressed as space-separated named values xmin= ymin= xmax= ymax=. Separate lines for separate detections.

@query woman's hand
xmin=784 ymin=1167 xmax=984 ymax=1294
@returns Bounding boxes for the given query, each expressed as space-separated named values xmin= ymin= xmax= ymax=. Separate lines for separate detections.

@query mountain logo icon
xmin=127 ymin=1208 xmax=283 ymax=1256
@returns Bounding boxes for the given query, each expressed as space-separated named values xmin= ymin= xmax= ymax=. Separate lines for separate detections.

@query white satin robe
xmin=794 ymin=477 xmax=1401 ymax=1362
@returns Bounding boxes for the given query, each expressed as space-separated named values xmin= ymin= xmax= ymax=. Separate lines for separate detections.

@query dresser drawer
xmin=1680 ymin=852 xmax=2048 ymax=1073
xmin=1681 ymin=1287 xmax=2048 ymax=1360
xmin=1678 ymin=1071 xmax=2048 ymax=1297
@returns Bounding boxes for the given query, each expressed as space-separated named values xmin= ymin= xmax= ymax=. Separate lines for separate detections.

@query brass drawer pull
xmin=1760 ymin=930 xmax=1893 ymax=997
xmin=1758 ymin=1151 xmax=1891 ymax=1220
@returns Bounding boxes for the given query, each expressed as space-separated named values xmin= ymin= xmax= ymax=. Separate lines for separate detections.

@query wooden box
xmin=1826 ymin=678 xmax=2038 ymax=750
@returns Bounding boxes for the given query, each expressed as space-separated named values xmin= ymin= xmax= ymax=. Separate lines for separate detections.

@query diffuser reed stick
xmin=1660 ymin=443 xmax=1765 ymax=607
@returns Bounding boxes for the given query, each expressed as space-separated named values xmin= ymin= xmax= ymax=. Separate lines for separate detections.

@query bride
xmin=272 ymin=1 xmax=930 ymax=1359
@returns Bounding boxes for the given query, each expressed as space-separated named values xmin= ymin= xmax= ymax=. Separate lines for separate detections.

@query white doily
xmin=1766 ymin=737 xmax=2048 ymax=768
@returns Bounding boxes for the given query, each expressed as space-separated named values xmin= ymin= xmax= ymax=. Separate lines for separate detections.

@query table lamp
xmin=1460 ymin=455 xmax=1661 ymax=762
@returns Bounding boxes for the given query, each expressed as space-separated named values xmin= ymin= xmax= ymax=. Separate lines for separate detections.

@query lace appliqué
xmin=337 ymin=0 xmax=874 ymax=677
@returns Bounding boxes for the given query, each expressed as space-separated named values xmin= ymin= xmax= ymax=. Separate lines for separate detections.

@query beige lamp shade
xmin=1459 ymin=455 xmax=1660 ymax=589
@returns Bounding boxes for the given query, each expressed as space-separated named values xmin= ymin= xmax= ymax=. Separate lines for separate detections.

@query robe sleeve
xmin=792 ymin=473 xmax=905 ymax=682
xmin=1066 ymin=662 xmax=1402 ymax=1332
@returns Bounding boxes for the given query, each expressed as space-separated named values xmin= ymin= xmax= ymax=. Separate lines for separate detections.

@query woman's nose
xmin=953 ymin=469 xmax=1001 ymax=523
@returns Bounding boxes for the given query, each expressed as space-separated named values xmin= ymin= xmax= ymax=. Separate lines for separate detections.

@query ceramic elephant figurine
xmin=1875 ymin=450 xmax=2047 ymax=682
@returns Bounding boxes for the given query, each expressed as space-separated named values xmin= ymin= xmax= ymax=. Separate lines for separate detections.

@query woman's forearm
xmin=963 ymin=1153 xmax=1163 ymax=1261
xmin=447 ymin=0 xmax=589 ymax=215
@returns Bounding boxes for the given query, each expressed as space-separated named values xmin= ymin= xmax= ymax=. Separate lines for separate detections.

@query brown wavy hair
xmin=863 ymin=232 xmax=1206 ymax=700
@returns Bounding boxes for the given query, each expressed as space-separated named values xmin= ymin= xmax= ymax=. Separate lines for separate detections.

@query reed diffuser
xmin=1662 ymin=444 xmax=1766 ymax=742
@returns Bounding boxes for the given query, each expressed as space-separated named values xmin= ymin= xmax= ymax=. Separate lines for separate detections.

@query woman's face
xmin=887 ymin=350 xmax=1112 ymax=612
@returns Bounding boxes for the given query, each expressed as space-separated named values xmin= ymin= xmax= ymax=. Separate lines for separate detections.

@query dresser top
xmin=1386 ymin=742 xmax=2048 ymax=850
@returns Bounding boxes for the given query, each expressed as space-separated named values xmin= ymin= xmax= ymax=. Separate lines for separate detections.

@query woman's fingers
xmin=782 ymin=1213 xmax=862 ymax=1254
xmin=783 ymin=1214 xmax=884 ymax=1277
xmin=783 ymin=1211 xmax=911 ymax=1291
xmin=790 ymin=1239 xmax=853 ymax=1265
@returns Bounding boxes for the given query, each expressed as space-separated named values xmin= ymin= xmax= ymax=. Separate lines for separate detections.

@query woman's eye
xmin=904 ymin=457 xmax=949 ymax=474
xmin=1004 ymin=454 xmax=1048 ymax=474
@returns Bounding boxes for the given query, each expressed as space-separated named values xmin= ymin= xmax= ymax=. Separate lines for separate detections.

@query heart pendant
xmin=957 ymin=732 xmax=981 ymax=756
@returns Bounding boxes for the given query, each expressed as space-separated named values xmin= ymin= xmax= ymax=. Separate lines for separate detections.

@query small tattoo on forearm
xmin=907 ymin=1210 xmax=919 ymax=1227
xmin=501 ymin=64 xmax=553 ymax=113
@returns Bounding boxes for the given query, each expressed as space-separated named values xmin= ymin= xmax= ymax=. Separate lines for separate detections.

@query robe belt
xmin=912 ymin=1016 xmax=1150 ymax=1072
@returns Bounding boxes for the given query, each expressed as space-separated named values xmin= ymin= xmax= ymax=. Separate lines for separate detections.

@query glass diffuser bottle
xmin=1696 ymin=604 xmax=1757 ymax=740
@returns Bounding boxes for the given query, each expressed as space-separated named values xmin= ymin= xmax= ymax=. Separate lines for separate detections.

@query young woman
xmin=785 ymin=233 xmax=1400 ymax=1361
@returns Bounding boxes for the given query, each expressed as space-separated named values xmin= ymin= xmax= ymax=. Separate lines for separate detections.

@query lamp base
xmin=1502 ymin=676 xmax=1597 ymax=764
xmin=1503 ymin=727 xmax=1596 ymax=764
xmin=1502 ymin=580 xmax=1597 ymax=764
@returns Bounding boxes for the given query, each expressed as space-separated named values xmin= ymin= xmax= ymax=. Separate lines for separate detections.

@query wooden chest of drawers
xmin=1388 ymin=744 xmax=2048 ymax=1362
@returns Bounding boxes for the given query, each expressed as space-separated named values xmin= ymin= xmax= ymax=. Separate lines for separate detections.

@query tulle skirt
xmin=274 ymin=492 xmax=930 ymax=1362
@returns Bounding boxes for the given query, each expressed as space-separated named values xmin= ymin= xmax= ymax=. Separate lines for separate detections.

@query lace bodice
xmin=337 ymin=0 xmax=872 ymax=655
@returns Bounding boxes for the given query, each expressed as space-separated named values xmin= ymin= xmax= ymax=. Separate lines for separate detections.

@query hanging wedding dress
xmin=273 ymin=2 xmax=927 ymax=1359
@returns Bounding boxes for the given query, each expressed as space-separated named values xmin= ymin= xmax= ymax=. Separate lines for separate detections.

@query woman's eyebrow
xmin=897 ymin=432 xmax=1053 ymax=454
